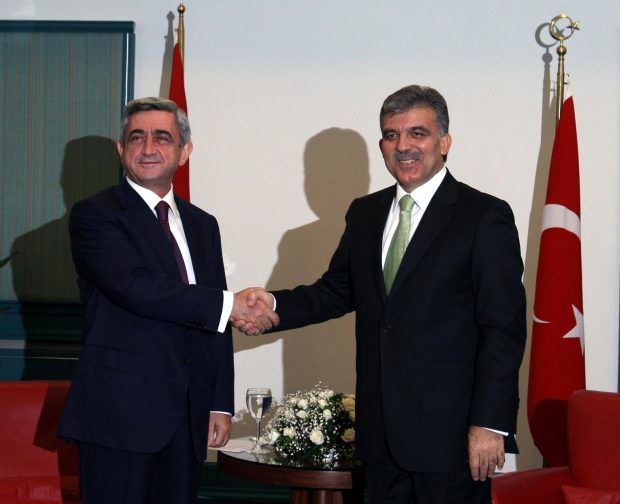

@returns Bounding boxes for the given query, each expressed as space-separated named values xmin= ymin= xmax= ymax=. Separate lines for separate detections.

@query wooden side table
xmin=217 ymin=447 xmax=364 ymax=504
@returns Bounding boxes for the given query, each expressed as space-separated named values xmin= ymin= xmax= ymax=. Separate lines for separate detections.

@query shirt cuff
xmin=483 ymin=426 xmax=509 ymax=436
xmin=218 ymin=290 xmax=234 ymax=333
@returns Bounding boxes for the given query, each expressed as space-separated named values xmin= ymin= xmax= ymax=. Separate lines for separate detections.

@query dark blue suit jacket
xmin=59 ymin=179 xmax=234 ymax=461
xmin=272 ymin=171 xmax=526 ymax=472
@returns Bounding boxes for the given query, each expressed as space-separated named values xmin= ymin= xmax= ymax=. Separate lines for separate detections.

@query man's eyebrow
xmin=126 ymin=129 xmax=174 ymax=138
xmin=382 ymin=125 xmax=431 ymax=136
xmin=152 ymin=129 xmax=173 ymax=138
xmin=408 ymin=125 xmax=431 ymax=134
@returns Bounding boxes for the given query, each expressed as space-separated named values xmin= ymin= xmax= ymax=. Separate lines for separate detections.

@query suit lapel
xmin=388 ymin=172 xmax=458 ymax=297
xmin=115 ymin=180 xmax=182 ymax=281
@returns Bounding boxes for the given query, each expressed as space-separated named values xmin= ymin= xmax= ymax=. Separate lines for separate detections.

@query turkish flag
xmin=528 ymin=96 xmax=585 ymax=467
xmin=169 ymin=42 xmax=190 ymax=201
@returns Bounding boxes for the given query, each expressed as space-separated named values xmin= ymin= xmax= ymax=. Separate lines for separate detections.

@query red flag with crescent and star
xmin=528 ymin=95 xmax=585 ymax=467
xmin=169 ymin=42 xmax=190 ymax=201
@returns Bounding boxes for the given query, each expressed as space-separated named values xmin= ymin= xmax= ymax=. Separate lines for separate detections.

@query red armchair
xmin=492 ymin=389 xmax=620 ymax=504
xmin=0 ymin=380 xmax=79 ymax=504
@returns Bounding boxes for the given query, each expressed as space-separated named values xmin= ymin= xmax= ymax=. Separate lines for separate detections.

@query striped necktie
xmin=383 ymin=195 xmax=415 ymax=294
xmin=155 ymin=201 xmax=189 ymax=284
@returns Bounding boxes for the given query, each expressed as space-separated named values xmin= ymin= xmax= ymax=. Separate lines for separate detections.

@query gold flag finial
xmin=548 ymin=14 xmax=579 ymax=123
xmin=177 ymin=3 xmax=186 ymax=63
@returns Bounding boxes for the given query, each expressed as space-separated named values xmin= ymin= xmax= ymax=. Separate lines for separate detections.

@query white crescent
xmin=541 ymin=203 xmax=581 ymax=239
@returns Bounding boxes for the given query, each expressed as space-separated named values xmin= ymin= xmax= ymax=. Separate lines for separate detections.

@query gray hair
xmin=119 ymin=97 xmax=191 ymax=147
xmin=379 ymin=85 xmax=449 ymax=137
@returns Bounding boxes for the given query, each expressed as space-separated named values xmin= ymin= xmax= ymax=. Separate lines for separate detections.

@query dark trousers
xmin=365 ymin=444 xmax=490 ymax=504
xmin=78 ymin=401 xmax=203 ymax=504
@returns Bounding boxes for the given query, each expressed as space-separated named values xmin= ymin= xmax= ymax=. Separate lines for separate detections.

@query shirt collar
xmin=394 ymin=166 xmax=447 ymax=212
xmin=125 ymin=177 xmax=179 ymax=217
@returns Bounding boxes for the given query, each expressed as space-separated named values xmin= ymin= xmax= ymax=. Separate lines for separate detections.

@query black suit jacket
xmin=273 ymin=171 xmax=526 ymax=472
xmin=58 ymin=179 xmax=234 ymax=461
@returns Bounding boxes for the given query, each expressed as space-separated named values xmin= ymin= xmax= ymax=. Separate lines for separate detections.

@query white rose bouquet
xmin=265 ymin=384 xmax=355 ymax=463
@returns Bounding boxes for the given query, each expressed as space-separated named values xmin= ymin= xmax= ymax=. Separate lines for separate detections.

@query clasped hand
xmin=231 ymin=288 xmax=278 ymax=335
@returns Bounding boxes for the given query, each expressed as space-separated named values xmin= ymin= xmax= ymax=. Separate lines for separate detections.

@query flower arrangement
xmin=265 ymin=384 xmax=355 ymax=463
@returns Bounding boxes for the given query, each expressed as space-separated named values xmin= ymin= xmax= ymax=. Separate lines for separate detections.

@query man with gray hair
xmin=236 ymin=85 xmax=526 ymax=503
xmin=59 ymin=97 xmax=278 ymax=503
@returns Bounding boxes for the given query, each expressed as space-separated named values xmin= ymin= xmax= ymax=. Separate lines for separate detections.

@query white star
xmin=562 ymin=305 xmax=584 ymax=355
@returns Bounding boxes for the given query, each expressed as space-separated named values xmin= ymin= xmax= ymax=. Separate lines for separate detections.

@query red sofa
xmin=0 ymin=380 xmax=79 ymax=504
xmin=492 ymin=389 xmax=620 ymax=504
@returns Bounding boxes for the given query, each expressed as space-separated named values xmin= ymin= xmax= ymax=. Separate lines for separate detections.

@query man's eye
xmin=410 ymin=130 xmax=427 ymax=138
xmin=128 ymin=135 xmax=144 ymax=144
xmin=383 ymin=133 xmax=397 ymax=140
xmin=153 ymin=135 xmax=172 ymax=145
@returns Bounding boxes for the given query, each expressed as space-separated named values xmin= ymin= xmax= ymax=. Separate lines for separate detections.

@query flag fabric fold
xmin=528 ymin=96 xmax=585 ymax=467
xmin=169 ymin=42 xmax=190 ymax=201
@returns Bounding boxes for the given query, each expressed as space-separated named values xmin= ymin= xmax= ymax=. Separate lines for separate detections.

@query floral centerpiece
xmin=265 ymin=384 xmax=355 ymax=463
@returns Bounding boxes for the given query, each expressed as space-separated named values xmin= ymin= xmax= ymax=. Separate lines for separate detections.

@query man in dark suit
xmin=235 ymin=85 xmax=526 ymax=503
xmin=59 ymin=97 xmax=278 ymax=503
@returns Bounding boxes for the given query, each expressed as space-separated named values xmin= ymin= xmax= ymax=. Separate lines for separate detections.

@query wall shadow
xmin=273 ymin=128 xmax=370 ymax=395
xmin=158 ymin=11 xmax=175 ymax=98
xmin=11 ymin=136 xmax=120 ymax=379
xmin=515 ymin=23 xmax=559 ymax=470
xmin=235 ymin=128 xmax=370 ymax=397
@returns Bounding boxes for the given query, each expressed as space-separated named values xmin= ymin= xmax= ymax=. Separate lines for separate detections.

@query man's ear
xmin=440 ymin=133 xmax=452 ymax=156
xmin=179 ymin=141 xmax=193 ymax=165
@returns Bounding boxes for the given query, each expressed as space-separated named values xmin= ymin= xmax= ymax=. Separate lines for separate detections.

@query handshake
xmin=231 ymin=287 xmax=279 ymax=336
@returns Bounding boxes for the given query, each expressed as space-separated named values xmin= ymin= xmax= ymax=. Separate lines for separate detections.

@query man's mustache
xmin=138 ymin=155 xmax=163 ymax=163
xmin=393 ymin=151 xmax=421 ymax=162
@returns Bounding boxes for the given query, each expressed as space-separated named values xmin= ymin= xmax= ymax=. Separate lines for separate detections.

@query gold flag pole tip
xmin=176 ymin=3 xmax=186 ymax=63
xmin=548 ymin=15 xmax=580 ymax=124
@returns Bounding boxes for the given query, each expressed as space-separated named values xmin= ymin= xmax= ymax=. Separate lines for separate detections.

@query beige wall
xmin=5 ymin=0 xmax=619 ymax=470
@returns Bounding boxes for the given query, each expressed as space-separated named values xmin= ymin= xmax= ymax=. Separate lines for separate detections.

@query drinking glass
xmin=245 ymin=387 xmax=272 ymax=454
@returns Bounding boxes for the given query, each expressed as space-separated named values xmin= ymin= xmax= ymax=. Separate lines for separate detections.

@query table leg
xmin=290 ymin=489 xmax=310 ymax=504
xmin=290 ymin=489 xmax=345 ymax=504
xmin=311 ymin=489 xmax=344 ymax=504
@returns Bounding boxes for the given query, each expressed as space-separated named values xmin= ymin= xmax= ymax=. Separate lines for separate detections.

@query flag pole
xmin=548 ymin=14 xmax=579 ymax=123
xmin=169 ymin=2 xmax=190 ymax=200
xmin=529 ymin=17 xmax=584 ymax=467
xmin=177 ymin=3 xmax=186 ymax=63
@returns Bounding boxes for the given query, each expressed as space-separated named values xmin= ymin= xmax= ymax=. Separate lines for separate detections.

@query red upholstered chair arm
xmin=568 ymin=389 xmax=620 ymax=490
xmin=492 ymin=467 xmax=575 ymax=504
xmin=0 ymin=381 xmax=80 ymax=503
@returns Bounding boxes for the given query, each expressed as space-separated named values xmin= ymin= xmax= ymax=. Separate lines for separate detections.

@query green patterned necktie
xmin=384 ymin=195 xmax=415 ymax=294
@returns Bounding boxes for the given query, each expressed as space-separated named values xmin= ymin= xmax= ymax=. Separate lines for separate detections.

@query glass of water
xmin=245 ymin=387 xmax=272 ymax=454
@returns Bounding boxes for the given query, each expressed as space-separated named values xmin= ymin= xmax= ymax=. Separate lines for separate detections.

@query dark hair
xmin=119 ymin=97 xmax=191 ymax=147
xmin=380 ymin=85 xmax=449 ymax=137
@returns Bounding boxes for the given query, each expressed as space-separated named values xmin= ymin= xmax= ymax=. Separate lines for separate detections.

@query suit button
xmin=181 ymin=358 xmax=190 ymax=366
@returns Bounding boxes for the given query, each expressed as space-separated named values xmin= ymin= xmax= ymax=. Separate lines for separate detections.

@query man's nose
xmin=142 ymin=134 xmax=156 ymax=154
xmin=396 ymin=134 xmax=411 ymax=152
